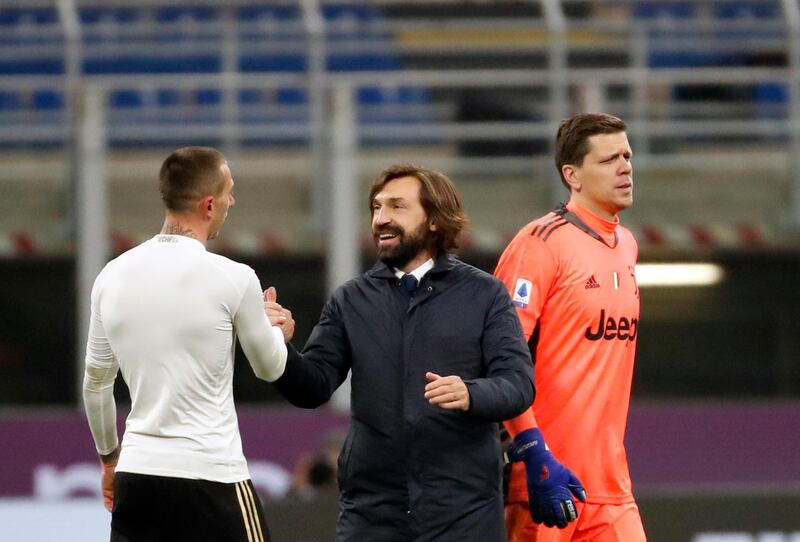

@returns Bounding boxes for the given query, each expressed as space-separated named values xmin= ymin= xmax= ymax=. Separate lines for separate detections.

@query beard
xmin=374 ymin=221 xmax=434 ymax=270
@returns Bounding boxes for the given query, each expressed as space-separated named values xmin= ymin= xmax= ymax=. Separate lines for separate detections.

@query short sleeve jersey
xmin=494 ymin=199 xmax=640 ymax=504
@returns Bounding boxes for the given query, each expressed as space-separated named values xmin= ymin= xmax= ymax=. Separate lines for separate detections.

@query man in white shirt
xmin=83 ymin=146 xmax=290 ymax=542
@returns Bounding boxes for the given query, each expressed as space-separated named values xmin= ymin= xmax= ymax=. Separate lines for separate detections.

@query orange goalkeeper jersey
xmin=494 ymin=199 xmax=640 ymax=505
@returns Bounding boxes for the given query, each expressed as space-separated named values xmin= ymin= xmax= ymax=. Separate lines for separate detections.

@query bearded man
xmin=267 ymin=164 xmax=534 ymax=542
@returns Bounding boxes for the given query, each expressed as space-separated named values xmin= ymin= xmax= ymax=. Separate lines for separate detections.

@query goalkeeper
xmin=495 ymin=114 xmax=646 ymax=541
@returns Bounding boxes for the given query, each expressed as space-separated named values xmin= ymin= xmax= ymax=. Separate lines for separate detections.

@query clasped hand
xmin=424 ymin=371 xmax=470 ymax=411
xmin=263 ymin=286 xmax=295 ymax=343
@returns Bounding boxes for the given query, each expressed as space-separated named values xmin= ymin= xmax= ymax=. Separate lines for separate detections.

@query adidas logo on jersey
xmin=585 ymin=275 xmax=600 ymax=289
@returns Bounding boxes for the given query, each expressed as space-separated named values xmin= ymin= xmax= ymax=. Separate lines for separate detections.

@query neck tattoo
xmin=161 ymin=223 xmax=197 ymax=239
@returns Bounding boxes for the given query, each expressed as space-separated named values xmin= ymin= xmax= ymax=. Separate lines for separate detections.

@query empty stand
xmin=0 ymin=0 xmax=798 ymax=255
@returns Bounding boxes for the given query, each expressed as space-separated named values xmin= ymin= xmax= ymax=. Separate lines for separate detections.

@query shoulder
xmin=95 ymin=239 xmax=149 ymax=278
xmin=506 ymin=210 xmax=573 ymax=250
xmin=449 ymin=258 xmax=506 ymax=292
xmin=616 ymin=223 xmax=639 ymax=259
xmin=498 ymin=211 xmax=563 ymax=265
xmin=91 ymin=241 xmax=154 ymax=297
xmin=531 ymin=210 xmax=582 ymax=246
xmin=206 ymin=250 xmax=251 ymax=271
xmin=329 ymin=272 xmax=375 ymax=303
xmin=616 ymin=223 xmax=638 ymax=245
xmin=205 ymin=251 xmax=259 ymax=286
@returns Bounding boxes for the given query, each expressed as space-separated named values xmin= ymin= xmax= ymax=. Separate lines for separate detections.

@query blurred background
xmin=1 ymin=0 xmax=799 ymax=540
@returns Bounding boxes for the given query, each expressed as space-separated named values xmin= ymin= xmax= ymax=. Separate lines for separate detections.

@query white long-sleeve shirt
xmin=83 ymin=234 xmax=287 ymax=482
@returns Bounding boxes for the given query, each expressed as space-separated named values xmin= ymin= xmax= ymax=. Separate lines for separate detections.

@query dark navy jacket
xmin=274 ymin=253 xmax=534 ymax=542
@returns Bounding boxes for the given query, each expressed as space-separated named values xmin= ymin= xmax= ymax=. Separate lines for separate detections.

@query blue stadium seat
xmin=79 ymin=8 xmax=139 ymax=25
xmin=632 ymin=2 xmax=695 ymax=20
xmin=0 ymin=3 xmax=432 ymax=148
xmin=0 ymin=8 xmax=58 ymax=26
xmin=84 ymin=55 xmax=220 ymax=75
xmin=0 ymin=8 xmax=61 ymax=75
xmin=237 ymin=5 xmax=300 ymax=22
xmin=0 ymin=59 xmax=62 ymax=75
xmin=110 ymin=90 xmax=143 ymax=108
xmin=196 ymin=89 xmax=221 ymax=105
xmin=712 ymin=1 xmax=781 ymax=19
xmin=276 ymin=88 xmax=308 ymax=105
xmin=0 ymin=91 xmax=20 ymax=110
xmin=156 ymin=7 xmax=219 ymax=23
xmin=33 ymin=90 xmax=62 ymax=110
xmin=754 ymin=83 xmax=787 ymax=119
xmin=328 ymin=54 xmax=401 ymax=72
xmin=237 ymin=5 xmax=306 ymax=73
xmin=632 ymin=0 xmax=788 ymax=122
xmin=239 ymin=55 xmax=307 ymax=73
xmin=323 ymin=3 xmax=398 ymax=72
xmin=322 ymin=4 xmax=381 ymax=22
xmin=640 ymin=1 xmax=782 ymax=69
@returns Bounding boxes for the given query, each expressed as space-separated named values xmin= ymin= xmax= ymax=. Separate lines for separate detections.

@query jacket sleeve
xmin=272 ymin=295 xmax=352 ymax=409
xmin=463 ymin=280 xmax=535 ymax=422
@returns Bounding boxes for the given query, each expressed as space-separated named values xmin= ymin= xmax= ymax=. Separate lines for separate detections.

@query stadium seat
xmin=156 ymin=6 xmax=220 ymax=23
xmin=0 ymin=7 xmax=58 ymax=26
xmin=0 ymin=2 xmax=431 ymax=148
xmin=631 ymin=2 xmax=695 ymax=20
xmin=0 ymin=91 xmax=20 ymax=110
xmin=712 ymin=1 xmax=781 ymax=19
xmin=33 ymin=90 xmax=63 ymax=110
xmin=79 ymin=7 xmax=139 ymax=25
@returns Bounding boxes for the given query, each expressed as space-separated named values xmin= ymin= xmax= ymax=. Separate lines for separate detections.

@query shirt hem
xmin=116 ymin=463 xmax=250 ymax=484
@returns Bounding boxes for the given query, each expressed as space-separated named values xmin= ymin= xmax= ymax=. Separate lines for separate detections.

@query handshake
xmin=507 ymin=428 xmax=586 ymax=529
xmin=263 ymin=286 xmax=295 ymax=343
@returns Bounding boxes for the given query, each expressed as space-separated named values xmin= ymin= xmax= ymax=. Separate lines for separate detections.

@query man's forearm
xmin=83 ymin=368 xmax=120 ymax=455
xmin=100 ymin=445 xmax=120 ymax=466
xmin=98 ymin=444 xmax=119 ymax=512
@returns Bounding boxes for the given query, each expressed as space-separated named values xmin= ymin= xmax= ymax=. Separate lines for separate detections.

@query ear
xmin=562 ymin=164 xmax=581 ymax=192
xmin=198 ymin=195 xmax=215 ymax=218
xmin=429 ymin=221 xmax=438 ymax=232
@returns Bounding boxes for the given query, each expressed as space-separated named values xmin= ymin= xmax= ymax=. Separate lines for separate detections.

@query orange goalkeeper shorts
xmin=505 ymin=500 xmax=646 ymax=542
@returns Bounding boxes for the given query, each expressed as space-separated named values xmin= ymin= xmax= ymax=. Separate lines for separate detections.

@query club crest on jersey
xmin=513 ymin=278 xmax=532 ymax=308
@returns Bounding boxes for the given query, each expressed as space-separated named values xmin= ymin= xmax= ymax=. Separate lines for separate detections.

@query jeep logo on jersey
xmin=585 ymin=309 xmax=638 ymax=341
xmin=513 ymin=278 xmax=532 ymax=308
